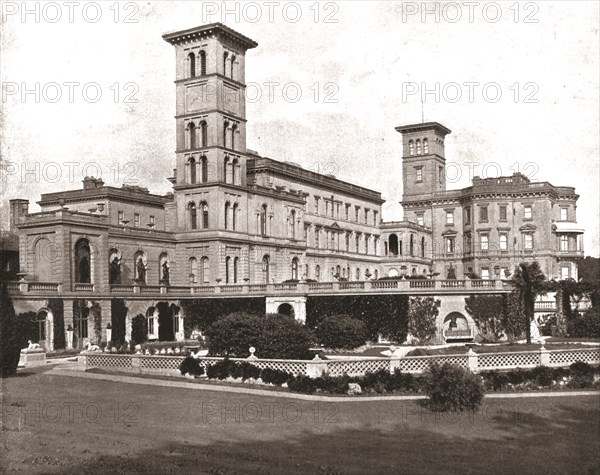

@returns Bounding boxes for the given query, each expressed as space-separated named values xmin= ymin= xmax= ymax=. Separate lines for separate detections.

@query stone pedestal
xmin=20 ymin=348 xmax=46 ymax=368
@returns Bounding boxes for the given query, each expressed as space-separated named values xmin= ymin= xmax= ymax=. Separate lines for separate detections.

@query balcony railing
xmin=8 ymin=278 xmax=511 ymax=298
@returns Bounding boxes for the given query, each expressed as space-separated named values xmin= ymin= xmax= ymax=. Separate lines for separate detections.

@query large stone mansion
xmin=4 ymin=23 xmax=585 ymax=349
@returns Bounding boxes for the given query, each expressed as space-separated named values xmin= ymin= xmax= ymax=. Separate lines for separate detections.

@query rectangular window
xmin=325 ymin=201 xmax=329 ymax=216
xmin=523 ymin=233 xmax=534 ymax=250
xmin=355 ymin=234 xmax=360 ymax=253
xmin=560 ymin=235 xmax=568 ymax=251
xmin=500 ymin=232 xmax=508 ymax=251
xmin=314 ymin=197 xmax=319 ymax=214
xmin=315 ymin=228 xmax=320 ymax=248
xmin=464 ymin=207 xmax=471 ymax=225
xmin=373 ymin=211 xmax=378 ymax=225
xmin=481 ymin=268 xmax=490 ymax=280
xmin=416 ymin=213 xmax=424 ymax=226
xmin=560 ymin=208 xmax=568 ymax=221
xmin=415 ymin=167 xmax=423 ymax=183
xmin=524 ymin=205 xmax=532 ymax=220
xmin=364 ymin=209 xmax=369 ymax=225
xmin=345 ymin=204 xmax=350 ymax=220
xmin=480 ymin=234 xmax=489 ymax=251
xmin=561 ymin=266 xmax=570 ymax=280
xmin=118 ymin=211 xmax=124 ymax=223
xmin=499 ymin=205 xmax=507 ymax=221
xmin=355 ymin=206 xmax=360 ymax=222
xmin=445 ymin=237 xmax=455 ymax=254
xmin=446 ymin=211 xmax=454 ymax=225
xmin=479 ymin=206 xmax=488 ymax=222
xmin=149 ymin=215 xmax=155 ymax=225
xmin=345 ymin=233 xmax=350 ymax=251
xmin=148 ymin=317 xmax=155 ymax=336
xmin=336 ymin=203 xmax=340 ymax=218
xmin=134 ymin=213 xmax=140 ymax=227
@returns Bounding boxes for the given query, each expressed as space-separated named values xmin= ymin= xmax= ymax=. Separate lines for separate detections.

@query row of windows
xmin=415 ymin=203 xmax=541 ymax=227
xmin=118 ymin=211 xmax=155 ymax=228
xmin=408 ymin=138 xmax=429 ymax=155
xmin=187 ymin=50 xmax=237 ymax=80
xmin=385 ymin=234 xmax=426 ymax=258
xmin=312 ymin=197 xmax=379 ymax=225
xmin=414 ymin=165 xmax=444 ymax=184
xmin=305 ymin=227 xmax=380 ymax=254
xmin=186 ymin=121 xmax=238 ymax=151
xmin=445 ymin=232 xmax=535 ymax=254
xmin=186 ymin=156 xmax=239 ymax=185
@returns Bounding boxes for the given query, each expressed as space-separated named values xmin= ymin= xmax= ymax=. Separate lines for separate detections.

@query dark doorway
xmin=157 ymin=302 xmax=175 ymax=341
xmin=277 ymin=303 xmax=294 ymax=318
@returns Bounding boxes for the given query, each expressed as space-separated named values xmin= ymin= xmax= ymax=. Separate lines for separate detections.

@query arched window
xmin=232 ymin=203 xmax=238 ymax=230
xmin=188 ymin=202 xmax=197 ymax=230
xmin=416 ymin=139 xmax=422 ymax=154
xmin=291 ymin=258 xmax=299 ymax=281
xmin=290 ymin=210 xmax=296 ymax=239
xmin=336 ymin=265 xmax=341 ymax=278
xmin=188 ymin=157 xmax=197 ymax=184
xmin=199 ymin=50 xmax=206 ymax=76
xmin=200 ymin=156 xmax=208 ymax=183
xmin=389 ymin=234 xmax=399 ymax=256
xmin=225 ymin=256 xmax=231 ymax=284
xmin=233 ymin=257 xmax=239 ymax=284
xmin=399 ymin=239 xmax=403 ymax=256
xmin=232 ymin=157 xmax=238 ymax=185
xmin=224 ymin=202 xmax=230 ymax=229
xmin=189 ymin=257 xmax=198 ymax=284
xmin=223 ymin=156 xmax=230 ymax=183
xmin=200 ymin=121 xmax=207 ymax=148
xmin=188 ymin=122 xmax=196 ymax=149
xmin=410 ymin=234 xmax=415 ymax=256
xmin=260 ymin=204 xmax=267 ymax=236
xmin=423 ymin=138 xmax=429 ymax=154
xmin=223 ymin=121 xmax=229 ymax=148
xmin=315 ymin=265 xmax=321 ymax=282
xmin=262 ymin=255 xmax=270 ymax=283
xmin=201 ymin=202 xmax=209 ymax=229
xmin=223 ymin=52 xmax=229 ymax=75
xmin=188 ymin=52 xmax=196 ymax=78
xmin=408 ymin=140 xmax=415 ymax=156
xmin=230 ymin=55 xmax=236 ymax=78
xmin=305 ymin=264 xmax=309 ymax=279
xmin=356 ymin=268 xmax=361 ymax=281
xmin=231 ymin=124 xmax=237 ymax=151
xmin=421 ymin=237 xmax=426 ymax=258
xmin=201 ymin=257 xmax=209 ymax=283
xmin=374 ymin=269 xmax=379 ymax=279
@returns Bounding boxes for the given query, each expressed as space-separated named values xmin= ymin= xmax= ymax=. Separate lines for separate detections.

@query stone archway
xmin=265 ymin=297 xmax=307 ymax=323
xmin=443 ymin=311 xmax=471 ymax=340
xmin=35 ymin=308 xmax=54 ymax=351
xmin=277 ymin=303 xmax=294 ymax=317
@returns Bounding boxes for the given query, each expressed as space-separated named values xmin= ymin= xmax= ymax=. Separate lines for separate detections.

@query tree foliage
xmin=315 ymin=314 xmax=368 ymax=349
xmin=0 ymin=284 xmax=21 ymax=377
xmin=464 ymin=295 xmax=505 ymax=342
xmin=407 ymin=297 xmax=440 ymax=343
xmin=509 ymin=261 xmax=547 ymax=343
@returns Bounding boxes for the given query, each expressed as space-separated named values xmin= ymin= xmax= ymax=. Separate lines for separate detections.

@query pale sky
xmin=1 ymin=1 xmax=599 ymax=256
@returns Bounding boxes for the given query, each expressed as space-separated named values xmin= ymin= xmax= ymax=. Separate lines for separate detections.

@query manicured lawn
xmin=1 ymin=367 xmax=599 ymax=474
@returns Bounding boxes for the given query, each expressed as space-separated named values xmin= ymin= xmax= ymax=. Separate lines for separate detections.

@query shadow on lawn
xmin=55 ymin=401 xmax=599 ymax=475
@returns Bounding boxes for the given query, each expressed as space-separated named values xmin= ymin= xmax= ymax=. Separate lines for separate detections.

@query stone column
xmin=63 ymin=299 xmax=75 ymax=347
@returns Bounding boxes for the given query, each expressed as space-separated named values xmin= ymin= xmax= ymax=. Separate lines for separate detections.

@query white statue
xmin=27 ymin=340 xmax=40 ymax=350
xmin=84 ymin=342 xmax=100 ymax=352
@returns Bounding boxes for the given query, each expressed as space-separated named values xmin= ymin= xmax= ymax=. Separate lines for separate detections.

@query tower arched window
xmin=188 ymin=203 xmax=197 ymax=230
xmin=224 ymin=156 xmax=230 ymax=183
xmin=188 ymin=157 xmax=197 ymax=184
xmin=230 ymin=55 xmax=236 ymax=79
xmin=200 ymin=156 xmax=208 ymax=183
xmin=315 ymin=265 xmax=321 ymax=282
xmin=232 ymin=157 xmax=238 ymax=185
xmin=223 ymin=121 xmax=229 ymax=148
xmin=201 ymin=256 xmax=209 ymax=283
xmin=188 ymin=52 xmax=196 ymax=78
xmin=291 ymin=258 xmax=299 ymax=281
xmin=416 ymin=139 xmax=422 ymax=155
xmin=421 ymin=237 xmax=426 ymax=258
xmin=188 ymin=122 xmax=196 ymax=149
xmin=423 ymin=138 xmax=429 ymax=154
xmin=233 ymin=257 xmax=239 ymax=283
xmin=260 ymin=204 xmax=267 ymax=236
xmin=199 ymin=50 xmax=206 ymax=76
xmin=224 ymin=202 xmax=230 ymax=230
xmin=189 ymin=257 xmax=198 ymax=284
xmin=201 ymin=202 xmax=209 ymax=229
xmin=200 ymin=121 xmax=207 ymax=148
xmin=231 ymin=124 xmax=236 ymax=151
xmin=232 ymin=203 xmax=238 ymax=230
xmin=223 ymin=52 xmax=229 ymax=75
xmin=408 ymin=140 xmax=415 ymax=156
xmin=410 ymin=234 xmax=415 ymax=256
xmin=225 ymin=256 xmax=231 ymax=284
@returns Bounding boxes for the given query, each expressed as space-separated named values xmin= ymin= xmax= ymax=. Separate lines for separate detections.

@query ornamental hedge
xmin=315 ymin=314 xmax=368 ymax=349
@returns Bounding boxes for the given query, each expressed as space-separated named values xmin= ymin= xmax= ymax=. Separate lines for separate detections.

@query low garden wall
xmin=79 ymin=347 xmax=600 ymax=378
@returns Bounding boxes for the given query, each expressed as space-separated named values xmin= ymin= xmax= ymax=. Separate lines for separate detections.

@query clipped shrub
xmin=531 ymin=365 xmax=555 ymax=387
xmin=206 ymin=358 xmax=238 ymax=380
xmin=568 ymin=309 xmax=600 ymax=338
xmin=260 ymin=368 xmax=292 ymax=386
xmin=424 ymin=363 xmax=484 ymax=412
xmin=568 ymin=361 xmax=596 ymax=389
xmin=131 ymin=314 xmax=148 ymax=345
xmin=314 ymin=373 xmax=350 ymax=394
xmin=315 ymin=314 xmax=368 ymax=349
xmin=238 ymin=362 xmax=261 ymax=381
xmin=288 ymin=375 xmax=318 ymax=394
xmin=206 ymin=312 xmax=313 ymax=360
xmin=481 ymin=371 xmax=510 ymax=392
xmin=179 ymin=357 xmax=205 ymax=377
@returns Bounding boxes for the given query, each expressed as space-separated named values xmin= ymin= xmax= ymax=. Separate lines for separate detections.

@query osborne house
xmin=4 ymin=23 xmax=585 ymax=351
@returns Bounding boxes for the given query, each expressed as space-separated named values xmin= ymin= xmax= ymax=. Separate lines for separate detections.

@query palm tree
xmin=510 ymin=261 xmax=547 ymax=343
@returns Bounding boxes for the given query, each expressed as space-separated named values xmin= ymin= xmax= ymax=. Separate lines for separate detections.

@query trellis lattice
xmin=432 ymin=355 xmax=469 ymax=368
xmin=87 ymin=354 xmax=133 ymax=368
xmin=478 ymin=352 xmax=541 ymax=369
xmin=549 ymin=349 xmax=600 ymax=365
xmin=140 ymin=356 xmax=185 ymax=370
xmin=242 ymin=359 xmax=308 ymax=376
xmin=325 ymin=359 xmax=389 ymax=377
xmin=398 ymin=357 xmax=433 ymax=373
